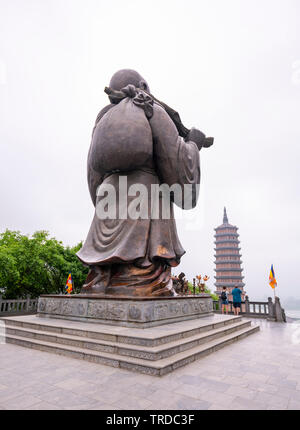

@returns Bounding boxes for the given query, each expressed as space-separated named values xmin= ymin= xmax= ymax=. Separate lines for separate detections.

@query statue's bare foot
xmin=80 ymin=266 xmax=110 ymax=295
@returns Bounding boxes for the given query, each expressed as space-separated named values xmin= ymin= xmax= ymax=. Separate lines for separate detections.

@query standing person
xmin=232 ymin=285 xmax=242 ymax=315
xmin=220 ymin=287 xmax=229 ymax=314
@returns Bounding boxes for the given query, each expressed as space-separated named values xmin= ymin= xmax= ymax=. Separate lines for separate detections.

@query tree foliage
xmin=187 ymin=281 xmax=219 ymax=300
xmin=0 ymin=230 xmax=88 ymax=298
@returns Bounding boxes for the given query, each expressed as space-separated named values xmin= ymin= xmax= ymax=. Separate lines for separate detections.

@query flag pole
xmin=270 ymin=264 xmax=277 ymax=304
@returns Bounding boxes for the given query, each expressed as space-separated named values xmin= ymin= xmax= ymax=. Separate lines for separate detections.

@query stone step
xmin=1 ymin=314 xmax=243 ymax=347
xmin=4 ymin=320 xmax=251 ymax=361
xmin=4 ymin=324 xmax=259 ymax=376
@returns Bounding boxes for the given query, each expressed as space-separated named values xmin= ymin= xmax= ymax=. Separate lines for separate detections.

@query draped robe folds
xmin=77 ymin=88 xmax=201 ymax=297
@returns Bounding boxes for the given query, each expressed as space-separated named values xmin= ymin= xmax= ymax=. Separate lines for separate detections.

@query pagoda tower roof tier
xmin=215 ymin=282 xmax=245 ymax=287
xmin=215 ymin=275 xmax=244 ymax=280
xmin=214 ymin=226 xmax=238 ymax=232
xmin=214 ymin=247 xmax=241 ymax=251
xmin=215 ymin=255 xmax=241 ymax=258
xmin=214 ymin=260 xmax=243 ymax=264
xmin=215 ymin=253 xmax=242 ymax=256
xmin=215 ymin=239 xmax=240 ymax=245
xmin=214 ymin=254 xmax=242 ymax=258
xmin=214 ymin=232 xmax=239 ymax=238
xmin=214 ymin=268 xmax=243 ymax=272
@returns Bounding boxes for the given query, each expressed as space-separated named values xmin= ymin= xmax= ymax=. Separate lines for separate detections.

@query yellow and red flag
xmin=269 ymin=264 xmax=277 ymax=289
xmin=65 ymin=273 xmax=73 ymax=294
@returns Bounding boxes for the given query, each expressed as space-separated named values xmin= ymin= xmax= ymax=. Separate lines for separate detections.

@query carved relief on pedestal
xmin=76 ymin=301 xmax=88 ymax=316
xmin=128 ymin=305 xmax=142 ymax=321
xmin=169 ymin=301 xmax=181 ymax=315
xmin=143 ymin=304 xmax=154 ymax=322
xmin=154 ymin=303 xmax=169 ymax=319
xmin=190 ymin=299 xmax=199 ymax=313
xmin=46 ymin=299 xmax=62 ymax=314
xmin=181 ymin=301 xmax=189 ymax=314
xmin=59 ymin=299 xmax=87 ymax=316
xmin=87 ymin=301 xmax=106 ymax=319
xmin=38 ymin=299 xmax=46 ymax=312
xmin=61 ymin=300 xmax=74 ymax=315
xmin=106 ymin=302 xmax=126 ymax=320
xmin=199 ymin=301 xmax=207 ymax=313
xmin=38 ymin=296 xmax=213 ymax=326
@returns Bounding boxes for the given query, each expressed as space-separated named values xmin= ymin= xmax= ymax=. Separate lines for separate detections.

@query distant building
xmin=214 ymin=208 xmax=245 ymax=301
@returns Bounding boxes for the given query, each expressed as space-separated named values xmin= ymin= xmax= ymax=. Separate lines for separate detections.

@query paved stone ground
xmin=0 ymin=318 xmax=300 ymax=410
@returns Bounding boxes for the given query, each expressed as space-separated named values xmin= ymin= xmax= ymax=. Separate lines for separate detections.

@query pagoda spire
xmin=223 ymin=207 xmax=228 ymax=224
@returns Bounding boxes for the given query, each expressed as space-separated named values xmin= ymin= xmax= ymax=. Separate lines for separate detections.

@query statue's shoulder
xmin=149 ymin=101 xmax=178 ymax=137
xmin=152 ymin=100 xmax=167 ymax=114
xmin=150 ymin=101 xmax=171 ymax=125
xmin=94 ymin=104 xmax=115 ymax=127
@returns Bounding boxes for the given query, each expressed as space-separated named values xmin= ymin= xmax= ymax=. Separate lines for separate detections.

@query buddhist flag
xmin=269 ymin=264 xmax=277 ymax=289
xmin=65 ymin=273 xmax=73 ymax=294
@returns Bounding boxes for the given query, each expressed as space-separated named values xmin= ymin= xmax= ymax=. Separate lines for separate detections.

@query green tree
xmin=187 ymin=281 xmax=219 ymax=301
xmin=0 ymin=230 xmax=88 ymax=298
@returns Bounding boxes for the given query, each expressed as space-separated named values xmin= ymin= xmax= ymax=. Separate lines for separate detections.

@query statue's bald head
xmin=109 ymin=69 xmax=150 ymax=92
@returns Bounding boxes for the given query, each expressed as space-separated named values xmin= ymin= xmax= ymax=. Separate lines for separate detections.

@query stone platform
xmin=1 ymin=313 xmax=259 ymax=376
xmin=37 ymin=294 xmax=213 ymax=328
xmin=1 ymin=318 xmax=300 ymax=410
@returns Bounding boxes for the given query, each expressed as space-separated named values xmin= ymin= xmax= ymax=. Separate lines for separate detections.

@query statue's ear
xmin=139 ymin=80 xmax=149 ymax=92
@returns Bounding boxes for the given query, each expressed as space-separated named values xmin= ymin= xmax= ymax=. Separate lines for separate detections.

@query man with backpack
xmin=220 ymin=287 xmax=228 ymax=314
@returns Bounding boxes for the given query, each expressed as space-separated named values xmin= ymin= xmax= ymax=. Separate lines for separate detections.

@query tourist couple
xmin=221 ymin=286 xmax=242 ymax=316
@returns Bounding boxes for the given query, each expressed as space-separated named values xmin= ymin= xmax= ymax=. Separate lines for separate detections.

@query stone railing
xmin=0 ymin=295 xmax=38 ymax=316
xmin=213 ymin=295 xmax=286 ymax=322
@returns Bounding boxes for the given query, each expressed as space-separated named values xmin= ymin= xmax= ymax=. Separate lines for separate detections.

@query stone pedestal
xmin=37 ymin=294 xmax=213 ymax=328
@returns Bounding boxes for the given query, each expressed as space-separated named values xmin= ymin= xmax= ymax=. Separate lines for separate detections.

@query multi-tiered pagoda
xmin=214 ymin=208 xmax=245 ymax=301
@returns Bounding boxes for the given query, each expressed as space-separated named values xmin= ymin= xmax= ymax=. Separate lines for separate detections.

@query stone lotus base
xmin=37 ymin=294 xmax=213 ymax=328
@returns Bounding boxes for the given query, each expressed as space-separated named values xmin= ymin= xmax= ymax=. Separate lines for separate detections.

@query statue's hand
xmin=186 ymin=127 xmax=206 ymax=150
xmin=186 ymin=127 xmax=214 ymax=150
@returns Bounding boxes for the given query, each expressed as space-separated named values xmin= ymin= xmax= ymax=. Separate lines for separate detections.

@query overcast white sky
xmin=0 ymin=0 xmax=299 ymax=301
